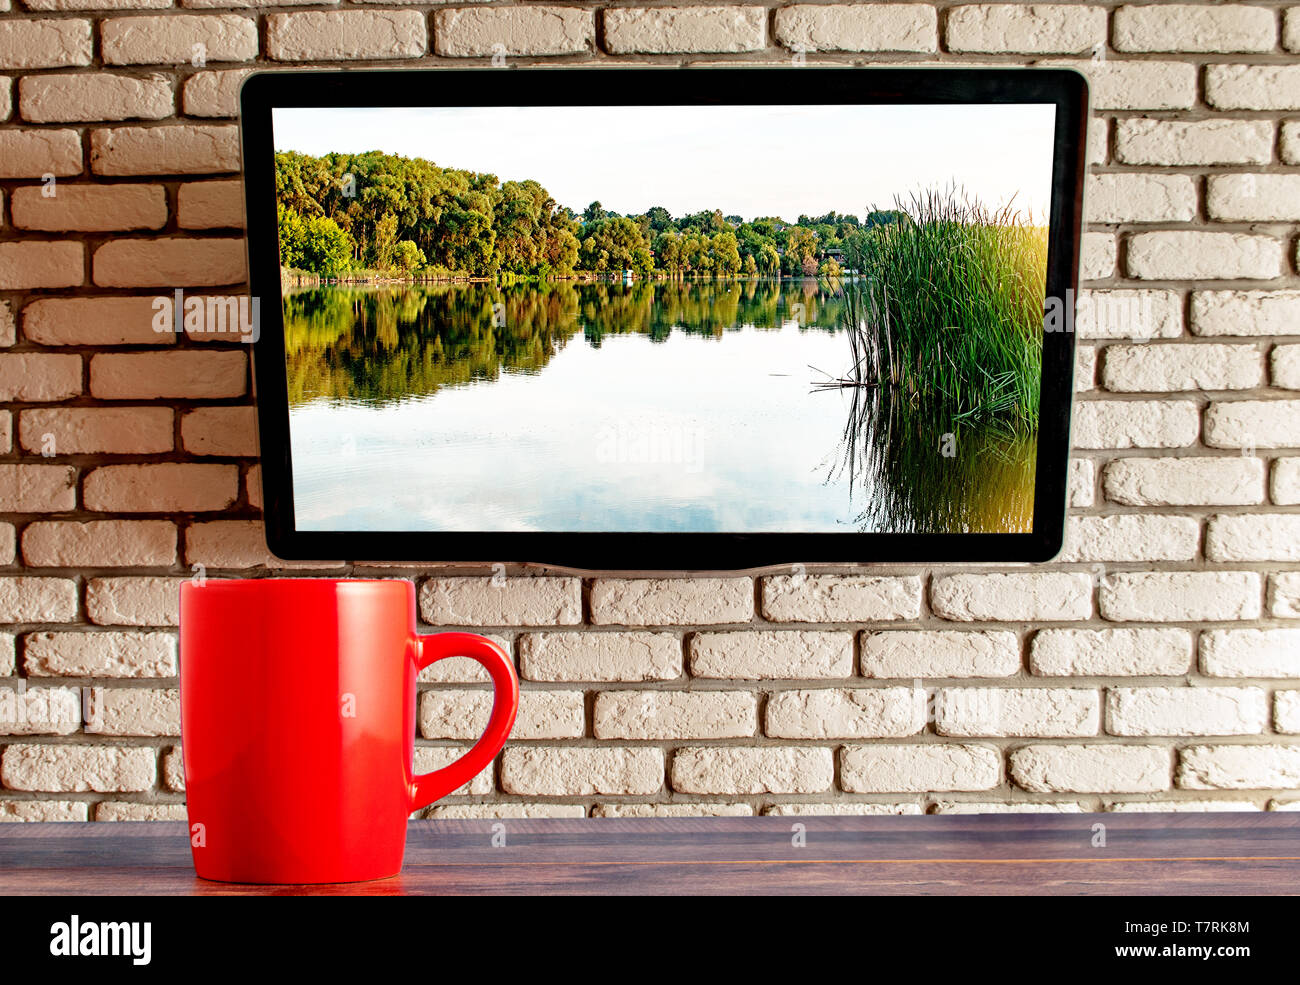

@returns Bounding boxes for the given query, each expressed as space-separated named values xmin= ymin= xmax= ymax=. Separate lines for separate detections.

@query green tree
xmin=393 ymin=240 xmax=426 ymax=272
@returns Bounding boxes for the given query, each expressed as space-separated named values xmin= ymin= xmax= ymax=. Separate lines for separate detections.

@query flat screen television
xmin=240 ymin=67 xmax=1087 ymax=569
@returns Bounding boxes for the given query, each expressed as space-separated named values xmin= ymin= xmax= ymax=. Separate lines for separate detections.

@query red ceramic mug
xmin=178 ymin=578 xmax=518 ymax=884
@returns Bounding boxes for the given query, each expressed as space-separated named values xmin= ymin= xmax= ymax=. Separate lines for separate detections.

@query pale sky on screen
xmin=272 ymin=104 xmax=1056 ymax=223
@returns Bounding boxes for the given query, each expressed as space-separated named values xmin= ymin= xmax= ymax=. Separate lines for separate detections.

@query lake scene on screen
xmin=272 ymin=104 xmax=1054 ymax=534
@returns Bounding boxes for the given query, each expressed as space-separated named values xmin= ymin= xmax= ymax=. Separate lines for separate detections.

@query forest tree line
xmin=274 ymin=149 xmax=906 ymax=280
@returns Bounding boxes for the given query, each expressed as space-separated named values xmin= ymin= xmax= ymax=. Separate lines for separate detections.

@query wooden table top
xmin=2 ymin=812 xmax=1298 ymax=895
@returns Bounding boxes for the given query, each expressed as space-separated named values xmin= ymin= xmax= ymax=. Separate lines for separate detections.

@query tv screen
xmin=241 ymin=68 xmax=1087 ymax=568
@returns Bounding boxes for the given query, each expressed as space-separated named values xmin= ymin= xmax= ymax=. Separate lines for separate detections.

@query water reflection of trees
xmin=283 ymin=278 xmax=845 ymax=404
xmin=830 ymin=354 xmax=1037 ymax=534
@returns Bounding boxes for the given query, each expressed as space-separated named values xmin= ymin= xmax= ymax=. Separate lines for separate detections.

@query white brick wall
xmin=1 ymin=0 xmax=1299 ymax=819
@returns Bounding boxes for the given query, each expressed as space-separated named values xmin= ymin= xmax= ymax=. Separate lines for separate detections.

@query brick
xmin=0 ymin=242 xmax=83 ymax=290
xmin=766 ymin=686 xmax=924 ymax=738
xmin=1069 ymin=458 xmax=1095 ymax=508
xmin=183 ymin=69 xmax=251 ymax=118
xmin=1087 ymin=117 xmax=1107 ymax=166
xmin=0 ymin=743 xmax=154 ymax=792
xmin=421 ymin=577 xmax=581 ymax=626
xmin=101 ymin=14 xmax=258 ymax=65
xmin=87 ymin=687 xmax=178 ymax=736
xmin=1113 ymin=4 xmax=1275 ymax=53
xmin=23 ymin=520 xmax=176 ymax=567
xmin=760 ymin=574 xmax=920 ymax=623
xmin=1075 ymin=289 xmax=1181 ymax=340
xmin=603 ymin=6 xmax=765 ymax=54
xmin=773 ymin=3 xmax=937 ymax=52
xmin=1209 ymin=174 xmax=1300 ymax=223
xmin=1075 ymin=345 xmax=1096 ymax=391
xmin=0 ymin=464 xmax=76 ymax=512
xmin=1103 ymin=456 xmax=1265 ymax=506
xmin=860 ymin=630 xmax=1020 ymax=678
xmin=1085 ymin=173 xmax=1195 ymax=224
xmin=0 ymin=685 xmax=80 ymax=735
xmin=18 ymin=407 xmax=171 ymax=456
xmin=1207 ymin=514 xmax=1300 ymax=561
xmin=92 ymin=237 xmax=245 ymax=287
xmin=244 ymin=466 xmax=261 ymax=510
xmin=90 ymin=350 xmax=246 ymax=399
xmin=427 ymin=803 xmax=587 ymax=819
xmin=594 ymin=803 xmax=753 ymax=818
xmin=419 ymin=689 xmax=583 ymax=740
xmin=433 ymin=7 xmax=592 ymax=57
xmin=1115 ymin=118 xmax=1273 ymax=166
xmin=179 ymin=406 xmax=256 ymax=456
xmin=1030 ymin=627 xmax=1192 ymax=676
xmin=85 ymin=579 xmax=183 ymax=627
xmin=0 ymin=130 xmax=82 ymax=178
xmin=84 ymin=463 xmax=237 ymax=513
xmin=1049 ymin=59 xmax=1196 ymax=111
xmin=1275 ymin=458 xmax=1300 ymax=503
xmin=1200 ymin=629 xmax=1300 ymax=678
xmin=946 ymin=4 xmax=1105 ymax=54
xmin=1108 ymin=799 xmax=1259 ymax=812
xmin=1273 ymin=573 xmax=1300 ymax=618
xmin=518 ymin=631 xmax=681 ymax=681
xmin=1101 ymin=343 xmax=1263 ymax=392
xmin=591 ymin=577 xmax=752 ymax=626
xmin=1192 ymin=291 xmax=1300 ymax=337
xmin=1011 ymin=744 xmax=1169 ymax=792
xmin=0 ymin=302 xmax=13 ymax=347
xmin=936 ymin=687 xmax=1099 ymax=737
xmin=1289 ymin=7 xmax=1300 ymax=52
xmin=1277 ymin=692 xmax=1300 ymax=734
xmin=841 ymin=744 xmax=1000 ymax=792
xmin=1179 ymin=745 xmax=1300 ymax=789
xmin=1071 ymin=399 xmax=1199 ymax=449
xmin=764 ymin=802 xmax=923 ymax=816
xmin=162 ymin=746 xmax=183 ymax=791
xmin=23 ymin=297 xmax=172 ymax=347
xmin=27 ymin=0 xmax=172 ymax=8
xmin=1099 ymin=571 xmax=1261 ymax=622
xmin=95 ymin=803 xmax=187 ymax=821
xmin=412 ymin=745 xmax=492 ymax=796
xmin=1107 ymin=686 xmax=1267 ymax=736
xmin=1205 ymin=400 xmax=1300 ymax=448
xmin=18 ymin=73 xmax=172 ymax=123
xmin=672 ymin=746 xmax=832 ymax=794
xmin=0 ymin=353 xmax=81 ymax=402
xmin=91 ymin=124 xmax=240 ymax=175
xmin=182 ymin=519 xmax=265 ymax=568
xmin=502 ymin=746 xmax=663 ymax=796
xmin=1079 ymin=232 xmax=1115 ymax=280
xmin=1058 ymin=514 xmax=1199 ymax=563
xmin=1126 ymin=232 xmax=1282 ymax=281
xmin=1276 ymin=348 xmax=1300 ymax=391
xmin=1285 ymin=122 xmax=1300 ymax=165
xmin=0 ymin=800 xmax=87 ymax=822
xmin=594 ymin=689 xmax=756 ymax=739
xmin=931 ymin=573 xmax=1092 ymax=622
xmin=11 ymin=184 xmax=167 ymax=232
xmin=0 ymin=19 xmax=92 ymax=69
xmin=178 ymin=179 xmax=244 ymax=229
xmin=267 ymin=10 xmax=427 ymax=61
xmin=1206 ymin=65 xmax=1300 ymax=111
xmin=27 ymin=631 xmax=175 ymax=680
xmin=932 ymin=801 xmax=1084 ymax=814
xmin=688 ymin=631 xmax=852 ymax=679
xmin=0 ymin=634 xmax=12 ymax=675
xmin=0 ymin=578 xmax=77 ymax=622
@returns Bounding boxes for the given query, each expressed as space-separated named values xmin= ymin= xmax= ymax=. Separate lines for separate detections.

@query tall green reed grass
xmin=841 ymin=188 xmax=1048 ymax=432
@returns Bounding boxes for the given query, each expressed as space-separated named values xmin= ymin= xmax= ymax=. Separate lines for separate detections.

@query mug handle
xmin=409 ymin=632 xmax=520 ymax=812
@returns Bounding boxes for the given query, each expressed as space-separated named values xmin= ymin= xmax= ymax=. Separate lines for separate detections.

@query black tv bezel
xmin=240 ymin=66 xmax=1087 ymax=570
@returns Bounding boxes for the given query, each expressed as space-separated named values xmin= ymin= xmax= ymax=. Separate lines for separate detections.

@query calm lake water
xmin=283 ymin=279 xmax=1035 ymax=533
